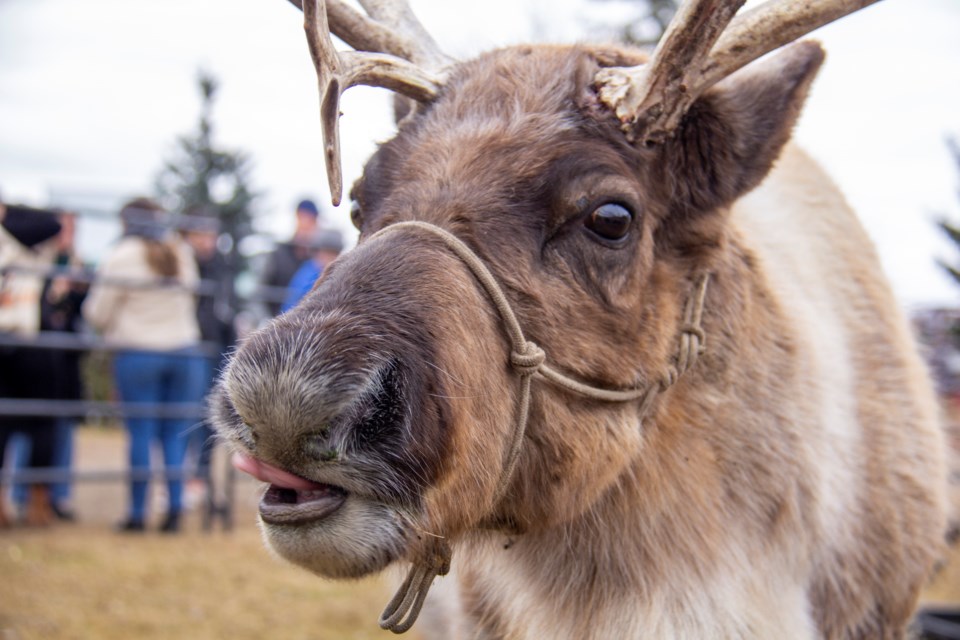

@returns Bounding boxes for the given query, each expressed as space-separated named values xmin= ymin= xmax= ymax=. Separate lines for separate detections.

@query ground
xmin=0 ymin=427 xmax=416 ymax=640
xmin=1 ymin=426 xmax=958 ymax=639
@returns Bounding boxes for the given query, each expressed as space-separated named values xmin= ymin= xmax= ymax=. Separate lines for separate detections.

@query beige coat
xmin=82 ymin=236 xmax=200 ymax=351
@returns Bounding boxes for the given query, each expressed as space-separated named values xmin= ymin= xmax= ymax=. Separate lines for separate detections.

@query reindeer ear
xmin=657 ymin=41 xmax=825 ymax=218
xmin=393 ymin=94 xmax=415 ymax=124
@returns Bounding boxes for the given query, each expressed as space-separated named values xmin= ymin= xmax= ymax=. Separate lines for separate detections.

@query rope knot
xmin=680 ymin=323 xmax=706 ymax=345
xmin=510 ymin=341 xmax=545 ymax=376
xmin=659 ymin=365 xmax=679 ymax=390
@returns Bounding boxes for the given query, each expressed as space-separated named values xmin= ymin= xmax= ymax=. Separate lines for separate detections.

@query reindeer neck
xmin=455 ymin=236 xmax=811 ymax=638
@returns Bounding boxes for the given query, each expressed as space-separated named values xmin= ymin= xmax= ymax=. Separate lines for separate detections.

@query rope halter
xmin=365 ymin=220 xmax=710 ymax=633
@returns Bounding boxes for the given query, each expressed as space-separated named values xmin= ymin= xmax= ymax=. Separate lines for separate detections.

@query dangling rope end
xmin=379 ymin=540 xmax=452 ymax=634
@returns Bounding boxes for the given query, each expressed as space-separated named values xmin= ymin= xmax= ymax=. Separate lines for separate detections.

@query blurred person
xmin=11 ymin=210 xmax=88 ymax=521
xmin=0 ymin=199 xmax=62 ymax=528
xmin=82 ymin=198 xmax=204 ymax=534
xmin=37 ymin=211 xmax=88 ymax=520
xmin=180 ymin=214 xmax=235 ymax=508
xmin=281 ymin=228 xmax=344 ymax=313
xmin=259 ymin=198 xmax=322 ymax=317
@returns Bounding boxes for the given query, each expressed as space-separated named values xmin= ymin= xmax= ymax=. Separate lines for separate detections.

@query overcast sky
xmin=0 ymin=0 xmax=958 ymax=308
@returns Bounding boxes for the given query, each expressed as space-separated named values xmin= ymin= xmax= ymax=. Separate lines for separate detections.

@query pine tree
xmin=154 ymin=70 xmax=259 ymax=250
xmin=935 ymin=138 xmax=960 ymax=288
xmin=154 ymin=69 xmax=260 ymax=337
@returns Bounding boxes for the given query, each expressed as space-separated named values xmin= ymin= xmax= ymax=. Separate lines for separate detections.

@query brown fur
xmin=212 ymin=42 xmax=948 ymax=639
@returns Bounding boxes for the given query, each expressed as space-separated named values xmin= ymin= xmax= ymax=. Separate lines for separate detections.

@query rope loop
xmin=680 ymin=324 xmax=707 ymax=345
xmin=379 ymin=540 xmax=452 ymax=634
xmin=660 ymin=365 xmax=679 ymax=390
xmin=510 ymin=341 xmax=545 ymax=376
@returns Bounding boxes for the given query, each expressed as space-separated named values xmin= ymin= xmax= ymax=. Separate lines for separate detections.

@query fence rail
xmin=1 ymin=202 xmax=257 ymax=532
xmin=0 ymin=399 xmax=206 ymax=419
xmin=3 ymin=465 xmax=218 ymax=484
xmin=0 ymin=463 xmax=239 ymax=531
xmin=0 ymin=330 xmax=222 ymax=356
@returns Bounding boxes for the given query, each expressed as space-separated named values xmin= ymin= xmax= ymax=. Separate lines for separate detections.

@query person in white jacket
xmin=83 ymin=197 xmax=204 ymax=533
xmin=0 ymin=200 xmax=61 ymax=527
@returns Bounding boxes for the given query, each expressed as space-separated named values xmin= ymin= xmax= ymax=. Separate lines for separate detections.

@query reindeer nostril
xmin=352 ymin=360 xmax=405 ymax=446
xmin=303 ymin=431 xmax=339 ymax=462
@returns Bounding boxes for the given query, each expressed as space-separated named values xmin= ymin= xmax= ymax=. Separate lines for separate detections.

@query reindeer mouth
xmin=260 ymin=484 xmax=347 ymax=525
xmin=233 ymin=452 xmax=348 ymax=525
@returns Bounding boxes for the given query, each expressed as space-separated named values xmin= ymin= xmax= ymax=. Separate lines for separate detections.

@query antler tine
xmin=596 ymin=0 xmax=881 ymax=145
xmin=288 ymin=0 xmax=449 ymax=67
xmin=596 ymin=0 xmax=745 ymax=145
xmin=696 ymin=0 xmax=881 ymax=94
xmin=355 ymin=0 xmax=448 ymax=67
xmin=298 ymin=0 xmax=448 ymax=206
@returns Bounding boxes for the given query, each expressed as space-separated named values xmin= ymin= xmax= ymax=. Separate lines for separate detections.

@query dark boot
xmin=51 ymin=502 xmax=76 ymax=522
xmin=23 ymin=485 xmax=54 ymax=527
xmin=116 ymin=517 xmax=146 ymax=533
xmin=159 ymin=511 xmax=181 ymax=533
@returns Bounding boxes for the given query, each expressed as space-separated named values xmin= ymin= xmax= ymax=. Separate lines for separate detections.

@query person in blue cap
xmin=281 ymin=228 xmax=344 ymax=313
xmin=259 ymin=198 xmax=322 ymax=317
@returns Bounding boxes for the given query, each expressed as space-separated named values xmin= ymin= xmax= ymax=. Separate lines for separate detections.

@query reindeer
xmin=211 ymin=0 xmax=950 ymax=637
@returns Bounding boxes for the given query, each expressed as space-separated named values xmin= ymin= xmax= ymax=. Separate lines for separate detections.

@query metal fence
xmin=0 ymin=203 xmax=293 ymax=531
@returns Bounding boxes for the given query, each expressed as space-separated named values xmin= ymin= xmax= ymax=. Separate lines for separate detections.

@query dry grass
xmin=1 ymin=427 xmax=959 ymax=639
xmin=0 ymin=525 xmax=412 ymax=640
xmin=0 ymin=427 xmax=418 ymax=640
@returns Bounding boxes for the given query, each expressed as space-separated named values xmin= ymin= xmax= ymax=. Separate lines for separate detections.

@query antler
xmin=596 ymin=0 xmax=882 ymax=145
xmin=290 ymin=0 xmax=452 ymax=205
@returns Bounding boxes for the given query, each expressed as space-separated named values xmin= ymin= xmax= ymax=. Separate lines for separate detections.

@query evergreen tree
xmin=935 ymin=138 xmax=960 ymax=287
xmin=154 ymin=70 xmax=259 ymax=249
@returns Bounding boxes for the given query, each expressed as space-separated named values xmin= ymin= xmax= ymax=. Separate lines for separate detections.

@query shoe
xmin=116 ymin=517 xmax=145 ymax=533
xmin=159 ymin=512 xmax=180 ymax=533
xmin=51 ymin=503 xmax=76 ymax=522
xmin=23 ymin=485 xmax=55 ymax=527
xmin=0 ymin=491 xmax=10 ymax=529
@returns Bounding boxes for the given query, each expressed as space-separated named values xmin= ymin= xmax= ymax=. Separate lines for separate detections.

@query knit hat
xmin=296 ymin=199 xmax=320 ymax=217
xmin=1 ymin=205 xmax=62 ymax=249
xmin=309 ymin=229 xmax=344 ymax=253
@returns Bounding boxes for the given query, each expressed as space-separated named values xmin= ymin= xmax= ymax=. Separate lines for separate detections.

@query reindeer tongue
xmin=232 ymin=452 xmax=324 ymax=490
xmin=233 ymin=452 xmax=347 ymax=525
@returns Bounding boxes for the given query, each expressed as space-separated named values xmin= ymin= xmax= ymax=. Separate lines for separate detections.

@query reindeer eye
xmin=350 ymin=201 xmax=363 ymax=230
xmin=585 ymin=203 xmax=633 ymax=242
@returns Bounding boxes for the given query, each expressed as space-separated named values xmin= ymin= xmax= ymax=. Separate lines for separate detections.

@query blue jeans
xmin=10 ymin=419 xmax=73 ymax=506
xmin=114 ymin=348 xmax=206 ymax=521
xmin=51 ymin=419 xmax=74 ymax=503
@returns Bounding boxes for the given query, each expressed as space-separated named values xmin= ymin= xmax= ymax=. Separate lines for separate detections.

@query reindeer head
xmin=211 ymin=0 xmax=877 ymax=632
